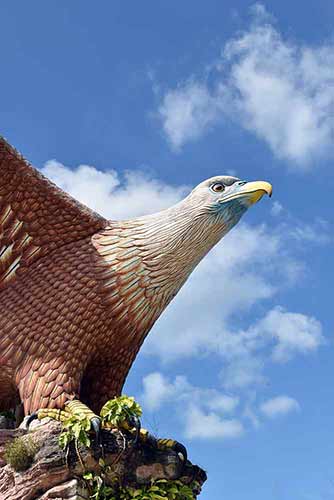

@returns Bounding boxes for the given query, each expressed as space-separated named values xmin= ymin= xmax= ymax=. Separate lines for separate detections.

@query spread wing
xmin=0 ymin=137 xmax=108 ymax=290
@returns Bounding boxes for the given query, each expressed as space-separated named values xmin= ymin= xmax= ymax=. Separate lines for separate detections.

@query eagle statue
xmin=0 ymin=137 xmax=272 ymax=432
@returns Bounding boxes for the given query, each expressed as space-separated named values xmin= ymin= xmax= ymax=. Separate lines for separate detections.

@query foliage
xmin=4 ymin=436 xmax=38 ymax=471
xmin=58 ymin=413 xmax=92 ymax=450
xmin=58 ymin=395 xmax=143 ymax=451
xmin=82 ymin=475 xmax=199 ymax=500
xmin=58 ymin=396 xmax=198 ymax=499
xmin=100 ymin=395 xmax=142 ymax=428
xmin=83 ymin=471 xmax=115 ymax=500
xmin=113 ymin=479 xmax=199 ymax=500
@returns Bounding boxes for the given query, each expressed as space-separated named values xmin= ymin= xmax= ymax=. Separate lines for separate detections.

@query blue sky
xmin=1 ymin=2 xmax=334 ymax=499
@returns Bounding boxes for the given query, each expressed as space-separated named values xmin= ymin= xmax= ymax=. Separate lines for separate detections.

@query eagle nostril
xmin=237 ymin=181 xmax=247 ymax=186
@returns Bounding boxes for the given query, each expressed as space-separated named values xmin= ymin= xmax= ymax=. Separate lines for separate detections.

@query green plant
xmin=83 ymin=471 xmax=115 ymax=500
xmin=58 ymin=413 xmax=92 ymax=450
xmin=58 ymin=397 xmax=199 ymax=499
xmin=100 ymin=396 xmax=142 ymax=428
xmin=107 ymin=479 xmax=198 ymax=500
xmin=58 ymin=395 xmax=142 ymax=452
xmin=4 ymin=436 xmax=38 ymax=471
xmin=82 ymin=476 xmax=199 ymax=500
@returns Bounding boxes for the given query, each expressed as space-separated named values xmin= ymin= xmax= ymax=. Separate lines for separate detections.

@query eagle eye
xmin=211 ymin=182 xmax=225 ymax=193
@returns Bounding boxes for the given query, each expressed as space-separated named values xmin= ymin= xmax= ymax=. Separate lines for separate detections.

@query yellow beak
xmin=220 ymin=180 xmax=273 ymax=205
xmin=242 ymin=181 xmax=273 ymax=204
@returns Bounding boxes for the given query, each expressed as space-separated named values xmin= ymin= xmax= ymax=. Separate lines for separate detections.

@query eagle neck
xmin=125 ymin=202 xmax=228 ymax=298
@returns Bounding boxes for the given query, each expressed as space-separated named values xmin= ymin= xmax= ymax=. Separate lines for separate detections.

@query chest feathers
xmin=91 ymin=204 xmax=229 ymax=343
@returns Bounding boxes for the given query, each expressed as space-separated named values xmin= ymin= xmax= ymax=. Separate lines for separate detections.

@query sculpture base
xmin=0 ymin=420 xmax=206 ymax=499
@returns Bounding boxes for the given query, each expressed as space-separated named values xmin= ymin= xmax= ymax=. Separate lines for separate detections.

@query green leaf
xmin=100 ymin=395 xmax=142 ymax=429
xmin=83 ymin=471 xmax=94 ymax=480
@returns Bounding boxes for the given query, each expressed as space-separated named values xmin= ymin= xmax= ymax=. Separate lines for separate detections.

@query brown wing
xmin=0 ymin=136 xmax=108 ymax=290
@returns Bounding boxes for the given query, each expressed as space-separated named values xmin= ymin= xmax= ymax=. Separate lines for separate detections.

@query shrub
xmin=4 ymin=436 xmax=38 ymax=471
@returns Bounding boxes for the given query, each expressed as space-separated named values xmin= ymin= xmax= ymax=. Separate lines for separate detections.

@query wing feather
xmin=0 ymin=137 xmax=108 ymax=290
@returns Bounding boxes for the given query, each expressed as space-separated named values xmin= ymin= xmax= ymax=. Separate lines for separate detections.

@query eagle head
xmin=187 ymin=175 xmax=272 ymax=230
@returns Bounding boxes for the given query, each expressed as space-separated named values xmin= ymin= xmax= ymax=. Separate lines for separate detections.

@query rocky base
xmin=0 ymin=420 xmax=206 ymax=500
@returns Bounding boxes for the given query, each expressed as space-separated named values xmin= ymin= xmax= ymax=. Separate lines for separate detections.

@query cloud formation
xmin=185 ymin=406 xmax=244 ymax=440
xmin=158 ymin=82 xmax=221 ymax=152
xmin=144 ymin=223 xmax=324 ymax=389
xmin=157 ymin=4 xmax=334 ymax=166
xmin=141 ymin=372 xmax=239 ymax=413
xmin=260 ymin=395 xmax=300 ymax=418
xmin=141 ymin=372 xmax=243 ymax=440
xmin=252 ymin=306 xmax=324 ymax=363
xmin=42 ymin=160 xmax=188 ymax=220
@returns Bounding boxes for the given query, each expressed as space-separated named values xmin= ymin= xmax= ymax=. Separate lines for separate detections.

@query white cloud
xmin=158 ymin=81 xmax=221 ymax=153
xmin=288 ymin=218 xmax=331 ymax=245
xmin=252 ymin=306 xmax=324 ymax=362
xmin=141 ymin=372 xmax=188 ymax=411
xmin=209 ymin=394 xmax=240 ymax=414
xmin=144 ymin=222 xmax=282 ymax=362
xmin=42 ymin=160 xmax=187 ymax=220
xmin=221 ymin=355 xmax=266 ymax=389
xmin=243 ymin=401 xmax=261 ymax=429
xmin=158 ymin=82 xmax=221 ymax=152
xmin=143 ymin=219 xmax=319 ymax=368
xmin=249 ymin=2 xmax=275 ymax=24
xmin=157 ymin=4 xmax=334 ymax=166
xmin=140 ymin=372 xmax=242 ymax=440
xmin=141 ymin=372 xmax=239 ymax=414
xmin=260 ymin=395 xmax=300 ymax=418
xmin=271 ymin=201 xmax=283 ymax=217
xmin=140 ymin=375 xmax=302 ymax=438
xmin=143 ymin=219 xmax=325 ymax=390
xmin=219 ymin=305 xmax=324 ymax=385
xmin=185 ymin=406 xmax=244 ymax=440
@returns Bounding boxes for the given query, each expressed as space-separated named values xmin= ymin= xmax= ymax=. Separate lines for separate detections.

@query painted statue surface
xmin=0 ymin=137 xmax=272 ymax=418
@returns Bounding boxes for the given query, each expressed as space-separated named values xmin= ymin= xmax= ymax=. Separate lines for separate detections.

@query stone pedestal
xmin=0 ymin=420 xmax=206 ymax=500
